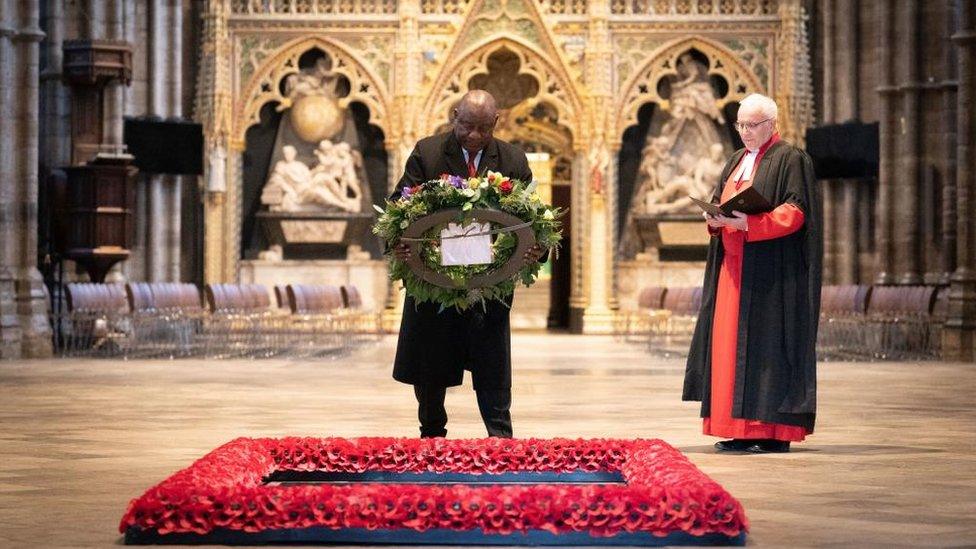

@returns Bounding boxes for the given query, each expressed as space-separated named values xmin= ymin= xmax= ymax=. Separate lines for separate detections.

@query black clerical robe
xmin=683 ymin=140 xmax=824 ymax=432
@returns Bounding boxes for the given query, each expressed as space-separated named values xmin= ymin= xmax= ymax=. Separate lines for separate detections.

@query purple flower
xmin=401 ymin=185 xmax=422 ymax=200
xmin=448 ymin=175 xmax=465 ymax=189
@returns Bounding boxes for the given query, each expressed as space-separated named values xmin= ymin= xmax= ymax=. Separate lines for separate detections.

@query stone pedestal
xmin=239 ymin=258 xmax=389 ymax=313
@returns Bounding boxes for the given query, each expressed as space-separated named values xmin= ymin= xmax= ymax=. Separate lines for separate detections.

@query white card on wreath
xmin=440 ymin=221 xmax=493 ymax=266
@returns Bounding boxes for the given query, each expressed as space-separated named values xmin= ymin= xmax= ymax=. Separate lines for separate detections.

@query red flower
xmin=119 ymin=437 xmax=748 ymax=541
xmin=499 ymin=181 xmax=514 ymax=194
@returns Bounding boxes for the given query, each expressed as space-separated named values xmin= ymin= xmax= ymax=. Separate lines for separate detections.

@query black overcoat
xmin=390 ymin=131 xmax=533 ymax=390
xmin=683 ymin=141 xmax=823 ymax=432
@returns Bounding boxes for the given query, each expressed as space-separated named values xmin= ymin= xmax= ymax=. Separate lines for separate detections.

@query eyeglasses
xmin=734 ymin=118 xmax=773 ymax=132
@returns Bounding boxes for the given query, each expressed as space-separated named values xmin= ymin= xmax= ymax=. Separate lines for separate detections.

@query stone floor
xmin=0 ymin=334 xmax=974 ymax=548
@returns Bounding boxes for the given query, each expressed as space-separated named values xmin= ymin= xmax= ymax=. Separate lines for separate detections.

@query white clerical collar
xmin=733 ymin=149 xmax=759 ymax=182
xmin=462 ymin=148 xmax=483 ymax=168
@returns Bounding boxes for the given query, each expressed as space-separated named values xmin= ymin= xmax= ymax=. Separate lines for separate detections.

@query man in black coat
xmin=390 ymin=90 xmax=544 ymax=438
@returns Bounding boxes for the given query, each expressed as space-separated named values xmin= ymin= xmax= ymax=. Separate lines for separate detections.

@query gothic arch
xmin=234 ymin=36 xmax=391 ymax=145
xmin=615 ymin=36 xmax=765 ymax=138
xmin=420 ymin=37 xmax=584 ymax=144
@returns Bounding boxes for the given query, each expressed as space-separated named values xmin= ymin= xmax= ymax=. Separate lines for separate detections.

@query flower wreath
xmin=373 ymin=171 xmax=563 ymax=311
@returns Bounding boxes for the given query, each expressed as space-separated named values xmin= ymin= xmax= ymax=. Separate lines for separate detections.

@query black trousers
xmin=413 ymin=385 xmax=512 ymax=438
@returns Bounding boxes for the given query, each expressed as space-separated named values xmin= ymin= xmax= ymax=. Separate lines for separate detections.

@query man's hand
xmin=393 ymin=241 xmax=411 ymax=261
xmin=725 ymin=211 xmax=749 ymax=231
xmin=523 ymin=243 xmax=545 ymax=265
xmin=703 ymin=211 xmax=724 ymax=229
xmin=702 ymin=211 xmax=748 ymax=231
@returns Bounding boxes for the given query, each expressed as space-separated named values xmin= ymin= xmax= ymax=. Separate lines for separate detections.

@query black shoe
xmin=745 ymin=440 xmax=791 ymax=453
xmin=714 ymin=439 xmax=752 ymax=452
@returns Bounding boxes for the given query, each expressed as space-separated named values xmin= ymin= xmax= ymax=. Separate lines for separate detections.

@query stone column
xmin=381 ymin=0 xmax=422 ymax=329
xmin=200 ymin=0 xmax=232 ymax=283
xmin=13 ymin=0 xmax=52 ymax=357
xmin=941 ymin=0 xmax=959 ymax=284
xmin=821 ymin=182 xmax=836 ymax=284
xmin=819 ymin=0 xmax=836 ymax=285
xmin=895 ymin=0 xmax=922 ymax=285
xmin=837 ymin=0 xmax=859 ymax=284
xmin=578 ymin=0 xmax=614 ymax=334
xmin=146 ymin=0 xmax=167 ymax=282
xmin=166 ymin=0 xmax=183 ymax=282
xmin=103 ymin=0 xmax=124 ymax=146
xmin=945 ymin=0 xmax=976 ymax=361
xmin=874 ymin=0 xmax=897 ymax=285
xmin=0 ymin=0 xmax=23 ymax=358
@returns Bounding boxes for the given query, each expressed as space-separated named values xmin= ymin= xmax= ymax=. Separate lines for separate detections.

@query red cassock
xmin=703 ymin=137 xmax=810 ymax=442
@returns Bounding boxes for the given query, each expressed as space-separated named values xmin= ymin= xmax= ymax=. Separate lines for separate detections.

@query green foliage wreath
xmin=373 ymin=171 xmax=563 ymax=312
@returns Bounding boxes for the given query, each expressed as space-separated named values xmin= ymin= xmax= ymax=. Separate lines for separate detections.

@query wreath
xmin=373 ymin=171 xmax=563 ymax=312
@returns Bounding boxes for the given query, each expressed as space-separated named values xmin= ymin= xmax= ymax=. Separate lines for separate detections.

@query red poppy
xmin=120 ymin=437 xmax=747 ymax=540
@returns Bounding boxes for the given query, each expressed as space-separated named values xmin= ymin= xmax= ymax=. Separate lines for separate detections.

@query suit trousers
xmin=413 ymin=385 xmax=512 ymax=438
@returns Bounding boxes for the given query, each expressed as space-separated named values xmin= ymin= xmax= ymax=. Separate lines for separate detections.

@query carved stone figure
xmin=632 ymin=53 xmax=732 ymax=215
xmin=645 ymin=143 xmax=726 ymax=213
xmin=261 ymin=145 xmax=312 ymax=211
xmin=261 ymin=141 xmax=363 ymax=213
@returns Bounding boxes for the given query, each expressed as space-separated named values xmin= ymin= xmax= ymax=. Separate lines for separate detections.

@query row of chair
xmin=55 ymin=282 xmax=381 ymax=359
xmin=619 ymin=284 xmax=950 ymax=361
xmin=817 ymin=285 xmax=947 ymax=360
xmin=615 ymin=286 xmax=703 ymax=357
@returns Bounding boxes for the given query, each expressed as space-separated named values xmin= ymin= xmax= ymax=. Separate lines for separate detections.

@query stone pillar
xmin=819 ymin=0 xmax=836 ymax=285
xmin=821 ymin=182 xmax=836 ymax=284
xmin=381 ymin=0 xmax=422 ymax=329
xmin=199 ymin=0 xmax=232 ymax=283
xmin=945 ymin=0 xmax=976 ymax=361
xmin=874 ymin=0 xmax=897 ymax=285
xmin=578 ymin=0 xmax=614 ymax=333
xmin=941 ymin=0 xmax=959 ymax=284
xmin=166 ymin=0 xmax=183 ymax=282
xmin=896 ymin=0 xmax=922 ymax=285
xmin=568 ymin=151 xmax=587 ymax=332
xmin=12 ymin=0 xmax=52 ymax=357
xmin=0 ymin=0 xmax=23 ymax=358
xmin=837 ymin=0 xmax=859 ymax=285
xmin=146 ymin=0 xmax=167 ymax=282
xmin=141 ymin=0 xmax=184 ymax=282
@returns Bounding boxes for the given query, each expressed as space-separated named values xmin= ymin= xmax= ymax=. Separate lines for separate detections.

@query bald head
xmin=453 ymin=90 xmax=499 ymax=154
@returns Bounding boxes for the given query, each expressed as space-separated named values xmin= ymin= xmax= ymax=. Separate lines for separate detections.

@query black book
xmin=690 ymin=186 xmax=772 ymax=217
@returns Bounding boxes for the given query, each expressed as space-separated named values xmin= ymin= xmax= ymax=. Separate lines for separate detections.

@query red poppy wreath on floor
xmin=120 ymin=437 xmax=747 ymax=542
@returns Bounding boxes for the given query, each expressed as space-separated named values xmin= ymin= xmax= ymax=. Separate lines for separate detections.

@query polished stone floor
xmin=0 ymin=334 xmax=974 ymax=548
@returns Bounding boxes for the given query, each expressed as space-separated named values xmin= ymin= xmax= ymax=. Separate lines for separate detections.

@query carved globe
xmin=290 ymin=95 xmax=344 ymax=142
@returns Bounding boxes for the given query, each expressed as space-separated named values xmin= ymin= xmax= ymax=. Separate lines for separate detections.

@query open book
xmin=690 ymin=186 xmax=772 ymax=217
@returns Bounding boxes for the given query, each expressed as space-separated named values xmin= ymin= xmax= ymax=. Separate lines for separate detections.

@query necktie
xmin=467 ymin=154 xmax=477 ymax=177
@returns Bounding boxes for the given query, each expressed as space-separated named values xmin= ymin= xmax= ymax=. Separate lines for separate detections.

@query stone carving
xmin=619 ymin=52 xmax=735 ymax=258
xmin=636 ymin=53 xmax=731 ymax=215
xmin=643 ymin=142 xmax=725 ymax=214
xmin=261 ymin=142 xmax=363 ymax=213
xmin=206 ymin=144 xmax=227 ymax=193
xmin=281 ymin=57 xmax=346 ymax=143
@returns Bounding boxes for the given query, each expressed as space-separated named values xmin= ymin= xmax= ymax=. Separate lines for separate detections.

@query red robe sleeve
xmin=745 ymin=203 xmax=805 ymax=242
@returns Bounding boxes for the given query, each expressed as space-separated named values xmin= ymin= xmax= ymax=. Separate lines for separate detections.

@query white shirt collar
xmin=733 ymin=149 xmax=759 ymax=182
xmin=462 ymin=148 xmax=483 ymax=168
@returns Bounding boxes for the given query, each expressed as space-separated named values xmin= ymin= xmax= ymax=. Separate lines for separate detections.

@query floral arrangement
xmin=120 ymin=437 xmax=748 ymax=543
xmin=373 ymin=171 xmax=562 ymax=311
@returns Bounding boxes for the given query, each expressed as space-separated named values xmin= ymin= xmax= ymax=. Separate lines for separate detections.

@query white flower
xmin=543 ymin=209 xmax=554 ymax=220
